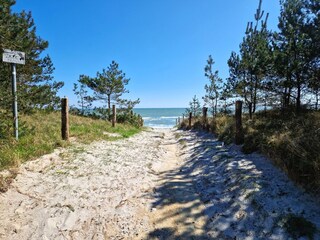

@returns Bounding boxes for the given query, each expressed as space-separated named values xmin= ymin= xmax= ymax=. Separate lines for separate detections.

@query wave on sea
xmin=134 ymin=108 xmax=186 ymax=129
xmin=142 ymin=116 xmax=179 ymax=128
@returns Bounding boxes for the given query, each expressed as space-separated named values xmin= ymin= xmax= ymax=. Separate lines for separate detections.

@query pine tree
xmin=73 ymin=75 xmax=93 ymax=115
xmin=186 ymin=95 xmax=201 ymax=117
xmin=305 ymin=0 xmax=320 ymax=109
xmin=0 ymin=2 xmax=63 ymax=112
xmin=80 ymin=61 xmax=130 ymax=119
xmin=273 ymin=0 xmax=311 ymax=113
xmin=203 ymin=55 xmax=222 ymax=116
xmin=0 ymin=0 xmax=63 ymax=137
xmin=227 ymin=0 xmax=271 ymax=118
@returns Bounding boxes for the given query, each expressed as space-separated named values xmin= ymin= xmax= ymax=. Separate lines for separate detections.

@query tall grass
xmin=0 ymin=111 xmax=141 ymax=170
xmin=180 ymin=111 xmax=320 ymax=194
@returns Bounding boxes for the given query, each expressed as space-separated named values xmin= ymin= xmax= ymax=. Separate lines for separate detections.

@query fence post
xmin=235 ymin=100 xmax=243 ymax=145
xmin=112 ymin=105 xmax=116 ymax=127
xmin=178 ymin=117 xmax=181 ymax=125
xmin=188 ymin=112 xmax=192 ymax=129
xmin=202 ymin=107 xmax=208 ymax=129
xmin=182 ymin=114 xmax=185 ymax=122
xmin=61 ymin=98 xmax=69 ymax=141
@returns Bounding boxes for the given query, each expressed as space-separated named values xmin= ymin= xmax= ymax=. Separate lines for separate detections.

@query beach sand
xmin=0 ymin=129 xmax=319 ymax=239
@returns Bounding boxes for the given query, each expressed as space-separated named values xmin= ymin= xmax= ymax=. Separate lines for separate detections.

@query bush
xmin=116 ymin=111 xmax=143 ymax=128
xmin=209 ymin=115 xmax=235 ymax=144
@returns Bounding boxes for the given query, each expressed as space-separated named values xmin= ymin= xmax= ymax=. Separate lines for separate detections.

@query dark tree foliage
xmin=273 ymin=0 xmax=310 ymax=112
xmin=0 ymin=1 xmax=63 ymax=112
xmin=225 ymin=0 xmax=319 ymax=115
xmin=186 ymin=95 xmax=201 ymax=117
xmin=0 ymin=0 xmax=63 ymax=138
xmin=203 ymin=55 xmax=223 ymax=117
xmin=227 ymin=0 xmax=272 ymax=119
xmin=79 ymin=61 xmax=139 ymax=119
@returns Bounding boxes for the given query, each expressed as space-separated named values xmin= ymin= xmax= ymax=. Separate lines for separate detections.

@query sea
xmin=133 ymin=108 xmax=186 ymax=128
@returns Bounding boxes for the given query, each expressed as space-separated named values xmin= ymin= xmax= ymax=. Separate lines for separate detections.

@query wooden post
xmin=202 ymin=107 xmax=208 ymax=129
xmin=188 ymin=112 xmax=192 ymax=129
xmin=178 ymin=117 xmax=180 ymax=125
xmin=61 ymin=98 xmax=69 ymax=141
xmin=112 ymin=105 xmax=116 ymax=127
xmin=235 ymin=100 xmax=243 ymax=145
xmin=182 ymin=114 xmax=185 ymax=122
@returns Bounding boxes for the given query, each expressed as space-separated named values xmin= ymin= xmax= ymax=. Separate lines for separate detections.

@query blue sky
xmin=13 ymin=0 xmax=280 ymax=108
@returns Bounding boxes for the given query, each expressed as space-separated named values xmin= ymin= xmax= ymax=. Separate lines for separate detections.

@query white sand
xmin=0 ymin=129 xmax=319 ymax=239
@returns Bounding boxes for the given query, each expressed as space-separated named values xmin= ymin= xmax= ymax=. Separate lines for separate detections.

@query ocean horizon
xmin=133 ymin=108 xmax=186 ymax=128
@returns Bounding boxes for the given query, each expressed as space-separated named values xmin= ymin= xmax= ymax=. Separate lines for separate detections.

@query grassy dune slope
xmin=0 ymin=111 xmax=141 ymax=170
xmin=181 ymin=110 xmax=320 ymax=194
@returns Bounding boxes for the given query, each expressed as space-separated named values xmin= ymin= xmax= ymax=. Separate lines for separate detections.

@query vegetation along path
xmin=0 ymin=129 xmax=319 ymax=239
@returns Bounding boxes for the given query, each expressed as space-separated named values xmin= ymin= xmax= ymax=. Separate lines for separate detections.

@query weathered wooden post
xmin=178 ymin=117 xmax=181 ymax=125
xmin=61 ymin=98 xmax=69 ymax=141
xmin=235 ymin=100 xmax=243 ymax=145
xmin=202 ymin=107 xmax=208 ymax=129
xmin=182 ymin=114 xmax=185 ymax=122
xmin=112 ymin=105 xmax=116 ymax=127
xmin=188 ymin=112 xmax=192 ymax=129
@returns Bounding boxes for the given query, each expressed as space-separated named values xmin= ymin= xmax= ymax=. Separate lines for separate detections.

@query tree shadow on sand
xmin=145 ymin=130 xmax=320 ymax=239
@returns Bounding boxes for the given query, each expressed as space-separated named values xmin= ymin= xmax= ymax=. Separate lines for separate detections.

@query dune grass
xmin=180 ymin=110 xmax=320 ymax=194
xmin=0 ymin=111 xmax=141 ymax=170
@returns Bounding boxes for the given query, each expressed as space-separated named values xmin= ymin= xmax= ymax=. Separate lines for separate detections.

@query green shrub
xmin=117 ymin=112 xmax=143 ymax=128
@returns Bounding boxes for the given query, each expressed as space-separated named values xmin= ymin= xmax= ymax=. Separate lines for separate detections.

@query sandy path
xmin=0 ymin=129 xmax=208 ymax=240
xmin=0 ymin=128 xmax=319 ymax=240
xmin=147 ymin=131 xmax=208 ymax=240
xmin=172 ymin=130 xmax=320 ymax=239
xmin=0 ymin=130 xmax=168 ymax=239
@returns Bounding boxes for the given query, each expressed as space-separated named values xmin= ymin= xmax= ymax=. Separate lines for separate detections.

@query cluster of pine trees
xmin=0 ymin=0 xmax=63 ymax=138
xmin=189 ymin=0 xmax=319 ymax=118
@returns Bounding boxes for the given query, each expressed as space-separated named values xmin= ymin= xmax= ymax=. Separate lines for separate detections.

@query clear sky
xmin=13 ymin=0 xmax=280 ymax=108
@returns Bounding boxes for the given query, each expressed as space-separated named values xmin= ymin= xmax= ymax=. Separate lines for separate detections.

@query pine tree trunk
xmin=215 ymin=97 xmax=218 ymax=116
xmin=81 ymin=97 xmax=84 ymax=115
xmin=253 ymin=77 xmax=258 ymax=114
xmin=316 ymin=91 xmax=319 ymax=110
xmin=296 ymin=75 xmax=301 ymax=114
xmin=107 ymin=94 xmax=111 ymax=120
